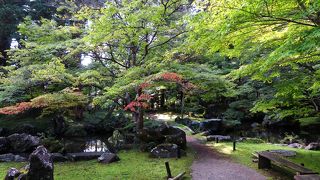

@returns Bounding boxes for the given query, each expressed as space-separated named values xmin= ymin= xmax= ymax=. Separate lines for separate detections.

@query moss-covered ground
xmin=208 ymin=141 xmax=320 ymax=179
xmin=0 ymin=149 xmax=194 ymax=180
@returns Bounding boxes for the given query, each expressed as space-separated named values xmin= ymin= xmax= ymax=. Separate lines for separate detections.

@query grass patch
xmin=208 ymin=142 xmax=320 ymax=178
xmin=0 ymin=150 xmax=194 ymax=180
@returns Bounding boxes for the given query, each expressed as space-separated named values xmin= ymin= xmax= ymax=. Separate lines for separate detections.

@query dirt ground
xmin=188 ymin=136 xmax=266 ymax=180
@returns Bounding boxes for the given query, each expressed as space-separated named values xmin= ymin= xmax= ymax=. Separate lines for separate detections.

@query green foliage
xmin=188 ymin=0 xmax=320 ymax=122
xmin=31 ymin=90 xmax=88 ymax=115
xmin=298 ymin=117 xmax=320 ymax=126
xmin=280 ymin=133 xmax=301 ymax=144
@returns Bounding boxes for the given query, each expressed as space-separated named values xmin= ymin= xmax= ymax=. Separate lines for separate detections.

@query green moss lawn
xmin=0 ymin=150 xmax=194 ymax=180
xmin=208 ymin=141 xmax=320 ymax=178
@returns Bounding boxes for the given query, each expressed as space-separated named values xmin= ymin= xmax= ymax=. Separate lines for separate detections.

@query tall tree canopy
xmin=1 ymin=0 xmax=320 ymax=130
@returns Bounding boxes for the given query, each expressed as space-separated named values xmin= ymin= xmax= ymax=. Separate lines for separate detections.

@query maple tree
xmin=0 ymin=91 xmax=88 ymax=119
xmin=124 ymin=72 xmax=195 ymax=130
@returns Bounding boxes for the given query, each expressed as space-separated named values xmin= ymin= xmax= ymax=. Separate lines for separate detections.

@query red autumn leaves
xmin=124 ymin=72 xmax=195 ymax=112
xmin=0 ymin=102 xmax=33 ymax=115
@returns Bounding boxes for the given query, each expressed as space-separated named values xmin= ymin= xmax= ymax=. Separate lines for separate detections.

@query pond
xmin=62 ymin=137 xmax=114 ymax=153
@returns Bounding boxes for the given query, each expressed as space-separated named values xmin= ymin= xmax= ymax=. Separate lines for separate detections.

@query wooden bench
xmin=257 ymin=151 xmax=319 ymax=175
xmin=294 ymin=174 xmax=320 ymax=180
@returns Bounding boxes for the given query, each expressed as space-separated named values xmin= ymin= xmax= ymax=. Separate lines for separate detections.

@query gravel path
xmin=188 ymin=136 xmax=266 ymax=180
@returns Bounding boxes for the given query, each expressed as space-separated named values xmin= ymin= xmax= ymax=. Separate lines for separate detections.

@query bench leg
xmin=258 ymin=155 xmax=271 ymax=169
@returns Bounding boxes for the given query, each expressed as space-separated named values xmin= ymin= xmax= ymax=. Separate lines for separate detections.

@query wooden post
xmin=258 ymin=155 xmax=271 ymax=169
xmin=165 ymin=161 xmax=172 ymax=178
xmin=233 ymin=141 xmax=236 ymax=151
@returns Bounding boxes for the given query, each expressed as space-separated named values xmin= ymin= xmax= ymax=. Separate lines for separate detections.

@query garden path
xmin=188 ymin=136 xmax=266 ymax=180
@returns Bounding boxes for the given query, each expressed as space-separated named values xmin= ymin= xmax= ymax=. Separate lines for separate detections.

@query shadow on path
xmin=188 ymin=136 xmax=266 ymax=180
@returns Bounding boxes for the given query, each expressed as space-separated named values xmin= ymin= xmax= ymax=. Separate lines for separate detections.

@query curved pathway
xmin=188 ymin=136 xmax=266 ymax=180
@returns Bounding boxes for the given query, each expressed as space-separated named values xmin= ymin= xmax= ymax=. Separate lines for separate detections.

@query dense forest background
xmin=0 ymin=0 xmax=320 ymax=141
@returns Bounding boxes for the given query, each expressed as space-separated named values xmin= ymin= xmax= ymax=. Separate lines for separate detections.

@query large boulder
xmin=200 ymin=119 xmax=222 ymax=132
xmin=4 ymin=168 xmax=20 ymax=180
xmin=137 ymin=125 xmax=187 ymax=149
xmin=27 ymin=146 xmax=54 ymax=180
xmin=137 ymin=126 xmax=166 ymax=144
xmin=0 ymin=153 xmax=27 ymax=162
xmin=66 ymin=152 xmax=104 ymax=161
xmin=7 ymin=133 xmax=40 ymax=153
xmin=207 ymin=135 xmax=231 ymax=142
xmin=50 ymin=153 xmax=69 ymax=162
xmin=161 ymin=127 xmax=186 ymax=149
xmin=0 ymin=137 xmax=9 ymax=153
xmin=98 ymin=153 xmax=120 ymax=164
xmin=175 ymin=117 xmax=200 ymax=132
xmin=150 ymin=144 xmax=184 ymax=158
xmin=288 ymin=143 xmax=305 ymax=149
xmin=305 ymin=143 xmax=320 ymax=150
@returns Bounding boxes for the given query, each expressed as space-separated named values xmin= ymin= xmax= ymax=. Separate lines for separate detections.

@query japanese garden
xmin=0 ymin=0 xmax=320 ymax=179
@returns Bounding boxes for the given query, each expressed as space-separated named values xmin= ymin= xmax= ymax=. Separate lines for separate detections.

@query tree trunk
xmin=137 ymin=107 xmax=144 ymax=130
xmin=52 ymin=115 xmax=66 ymax=137
xmin=180 ymin=91 xmax=185 ymax=119
xmin=160 ymin=89 xmax=165 ymax=110
xmin=135 ymin=87 xmax=144 ymax=131
xmin=0 ymin=36 xmax=10 ymax=66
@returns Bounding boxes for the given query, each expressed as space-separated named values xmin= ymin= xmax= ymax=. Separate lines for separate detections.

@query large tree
xmin=189 ymin=0 xmax=320 ymax=122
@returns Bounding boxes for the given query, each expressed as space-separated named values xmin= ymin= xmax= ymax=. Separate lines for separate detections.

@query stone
xmin=175 ymin=117 xmax=201 ymax=132
xmin=150 ymin=144 xmax=184 ymax=158
xmin=0 ymin=127 xmax=8 ymax=136
xmin=17 ymin=173 xmax=27 ymax=180
xmin=273 ymin=143 xmax=288 ymax=146
xmin=0 ymin=153 xmax=27 ymax=162
xmin=4 ymin=168 xmax=20 ymax=180
xmin=14 ymin=155 xmax=27 ymax=162
xmin=161 ymin=127 xmax=187 ymax=149
xmin=7 ymin=133 xmax=40 ymax=153
xmin=268 ymin=150 xmax=297 ymax=157
xmin=108 ymin=130 xmax=125 ymax=150
xmin=207 ymin=135 xmax=231 ymax=142
xmin=137 ymin=125 xmax=187 ymax=149
xmin=66 ymin=152 xmax=104 ymax=161
xmin=98 ymin=153 xmax=120 ymax=164
xmin=305 ymin=143 xmax=320 ymax=150
xmin=27 ymin=146 xmax=54 ymax=180
xmin=50 ymin=153 xmax=69 ymax=162
xmin=137 ymin=127 xmax=165 ymax=144
xmin=288 ymin=143 xmax=305 ymax=149
xmin=0 ymin=137 xmax=8 ymax=153
xmin=200 ymin=119 xmax=222 ymax=132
